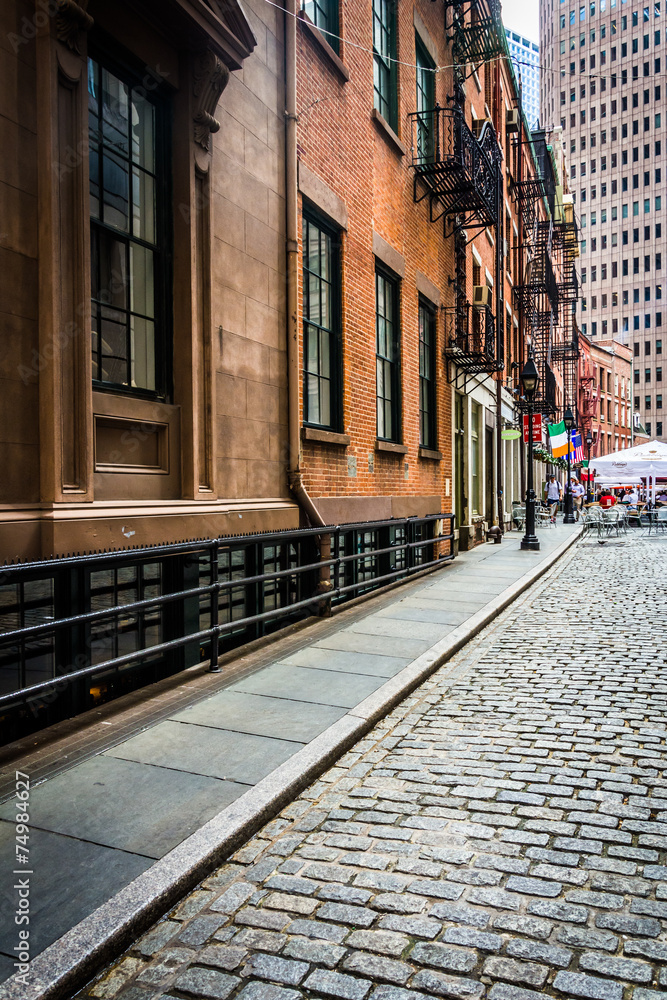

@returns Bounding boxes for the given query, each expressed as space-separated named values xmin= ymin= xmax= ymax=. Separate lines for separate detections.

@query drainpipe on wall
xmin=284 ymin=0 xmax=332 ymax=607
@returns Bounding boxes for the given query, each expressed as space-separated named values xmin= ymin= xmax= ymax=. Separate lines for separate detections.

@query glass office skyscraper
xmin=540 ymin=0 xmax=666 ymax=441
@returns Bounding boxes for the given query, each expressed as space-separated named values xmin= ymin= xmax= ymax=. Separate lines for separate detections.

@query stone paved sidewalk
xmin=67 ymin=533 xmax=667 ymax=1000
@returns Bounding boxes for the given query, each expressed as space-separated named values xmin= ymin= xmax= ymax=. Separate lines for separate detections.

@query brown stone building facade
xmin=1 ymin=0 xmax=296 ymax=563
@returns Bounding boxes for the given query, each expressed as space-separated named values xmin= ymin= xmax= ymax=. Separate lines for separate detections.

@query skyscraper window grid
xmin=540 ymin=0 xmax=666 ymax=441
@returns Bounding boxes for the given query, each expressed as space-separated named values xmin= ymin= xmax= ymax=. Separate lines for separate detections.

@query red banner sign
xmin=522 ymin=413 xmax=542 ymax=444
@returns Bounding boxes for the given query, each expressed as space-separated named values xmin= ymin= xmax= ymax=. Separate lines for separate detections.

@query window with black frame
xmin=376 ymin=266 xmax=400 ymax=442
xmin=419 ymin=298 xmax=436 ymax=449
xmin=302 ymin=213 xmax=341 ymax=430
xmin=415 ymin=36 xmax=435 ymax=163
xmin=88 ymin=54 xmax=168 ymax=396
xmin=302 ymin=0 xmax=339 ymax=52
xmin=373 ymin=0 xmax=397 ymax=128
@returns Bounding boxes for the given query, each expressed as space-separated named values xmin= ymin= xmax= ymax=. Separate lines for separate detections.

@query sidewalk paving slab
xmin=0 ymin=523 xmax=580 ymax=1000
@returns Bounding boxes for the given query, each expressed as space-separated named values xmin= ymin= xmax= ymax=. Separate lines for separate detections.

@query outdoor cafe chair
xmin=649 ymin=507 xmax=667 ymax=534
xmin=511 ymin=503 xmax=525 ymax=531
xmin=536 ymin=503 xmax=553 ymax=528
xmin=601 ymin=508 xmax=623 ymax=538
xmin=582 ymin=507 xmax=604 ymax=539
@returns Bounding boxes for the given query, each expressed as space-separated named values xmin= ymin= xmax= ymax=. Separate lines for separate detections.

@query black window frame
xmin=301 ymin=208 xmax=342 ymax=432
xmin=88 ymin=41 xmax=172 ymax=401
xmin=373 ymin=0 xmax=397 ymax=129
xmin=375 ymin=263 xmax=401 ymax=443
xmin=302 ymin=0 xmax=340 ymax=53
xmin=415 ymin=34 xmax=435 ymax=163
xmin=418 ymin=297 xmax=437 ymax=450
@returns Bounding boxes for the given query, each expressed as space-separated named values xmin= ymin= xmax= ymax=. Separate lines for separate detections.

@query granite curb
xmin=0 ymin=526 xmax=582 ymax=1000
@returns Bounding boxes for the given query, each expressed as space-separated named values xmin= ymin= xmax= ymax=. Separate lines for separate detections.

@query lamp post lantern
xmin=563 ymin=406 xmax=576 ymax=524
xmin=585 ymin=429 xmax=593 ymax=503
xmin=521 ymin=355 xmax=540 ymax=551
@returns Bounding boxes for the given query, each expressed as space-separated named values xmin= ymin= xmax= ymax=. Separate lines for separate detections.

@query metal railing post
xmin=209 ymin=540 xmax=220 ymax=673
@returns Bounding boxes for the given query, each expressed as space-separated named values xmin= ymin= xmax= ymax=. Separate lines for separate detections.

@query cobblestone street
xmin=76 ymin=535 xmax=667 ymax=1000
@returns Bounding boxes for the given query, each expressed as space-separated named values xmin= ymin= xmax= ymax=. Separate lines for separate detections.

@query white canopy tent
xmin=591 ymin=440 xmax=667 ymax=480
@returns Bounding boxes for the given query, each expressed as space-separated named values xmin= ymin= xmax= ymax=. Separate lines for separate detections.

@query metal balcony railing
xmin=0 ymin=515 xmax=455 ymax=742
xmin=445 ymin=0 xmax=505 ymax=68
xmin=409 ymin=107 xmax=500 ymax=228
xmin=513 ymin=245 xmax=559 ymax=321
xmin=442 ymin=303 xmax=503 ymax=377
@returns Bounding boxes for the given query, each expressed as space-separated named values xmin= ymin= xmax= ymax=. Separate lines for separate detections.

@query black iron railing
xmin=442 ymin=303 xmax=503 ymax=380
xmin=0 ymin=515 xmax=454 ymax=739
xmin=409 ymin=107 xmax=500 ymax=227
xmin=445 ymin=0 xmax=505 ymax=68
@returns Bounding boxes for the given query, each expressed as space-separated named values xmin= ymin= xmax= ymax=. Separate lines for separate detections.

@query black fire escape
xmin=510 ymin=129 xmax=564 ymax=418
xmin=409 ymin=0 xmax=505 ymax=392
xmin=447 ymin=0 xmax=505 ymax=74
xmin=551 ymin=198 xmax=580 ymax=419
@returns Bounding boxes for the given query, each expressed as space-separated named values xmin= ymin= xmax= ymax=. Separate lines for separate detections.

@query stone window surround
xmin=36 ymin=0 xmax=256 ymax=506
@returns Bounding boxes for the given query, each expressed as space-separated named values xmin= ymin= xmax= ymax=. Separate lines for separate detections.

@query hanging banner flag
xmin=548 ymin=420 xmax=569 ymax=457
xmin=570 ymin=431 xmax=584 ymax=463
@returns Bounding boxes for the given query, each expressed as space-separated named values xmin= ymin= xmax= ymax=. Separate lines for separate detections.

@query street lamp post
xmin=586 ymin=429 xmax=593 ymax=503
xmin=563 ymin=407 xmax=576 ymax=524
xmin=521 ymin=355 xmax=540 ymax=551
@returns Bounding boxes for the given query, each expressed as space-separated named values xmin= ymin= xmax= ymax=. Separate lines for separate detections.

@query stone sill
xmin=419 ymin=447 xmax=442 ymax=461
xmin=375 ymin=439 xmax=408 ymax=455
xmin=298 ymin=12 xmax=349 ymax=82
xmin=371 ymin=109 xmax=406 ymax=156
xmin=302 ymin=426 xmax=351 ymax=446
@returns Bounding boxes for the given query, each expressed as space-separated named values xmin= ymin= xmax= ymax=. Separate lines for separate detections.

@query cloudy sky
xmin=502 ymin=0 xmax=540 ymax=41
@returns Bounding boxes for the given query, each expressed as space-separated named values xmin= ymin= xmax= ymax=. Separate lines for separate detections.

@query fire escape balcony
xmin=554 ymin=204 xmax=580 ymax=303
xmin=509 ymin=176 xmax=545 ymax=232
xmin=442 ymin=303 xmax=503 ymax=379
xmin=444 ymin=0 xmax=505 ymax=70
xmin=512 ymin=242 xmax=559 ymax=324
xmin=409 ymin=107 xmax=500 ymax=229
xmin=516 ymin=357 xmax=557 ymax=418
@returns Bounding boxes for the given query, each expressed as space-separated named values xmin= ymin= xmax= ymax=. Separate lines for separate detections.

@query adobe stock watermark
xmin=12 ymin=771 xmax=31 ymax=987
xmin=7 ymin=0 xmax=61 ymax=54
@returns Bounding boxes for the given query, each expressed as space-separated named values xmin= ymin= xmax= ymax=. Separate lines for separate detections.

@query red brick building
xmin=292 ymin=0 xmax=561 ymax=542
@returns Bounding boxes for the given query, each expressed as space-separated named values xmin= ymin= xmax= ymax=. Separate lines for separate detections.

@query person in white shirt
xmin=625 ymin=487 xmax=639 ymax=505
xmin=544 ymin=475 xmax=562 ymax=522
xmin=570 ymin=478 xmax=585 ymax=519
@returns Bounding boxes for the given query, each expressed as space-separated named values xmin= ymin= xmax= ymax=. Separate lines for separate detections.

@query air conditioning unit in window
xmin=472 ymin=117 xmax=492 ymax=137
xmin=506 ymin=108 xmax=520 ymax=134
xmin=473 ymin=285 xmax=492 ymax=309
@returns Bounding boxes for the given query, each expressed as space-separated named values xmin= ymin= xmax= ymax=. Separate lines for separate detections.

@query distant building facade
xmin=505 ymin=27 xmax=540 ymax=129
xmin=540 ymin=0 xmax=667 ymax=443
xmin=578 ymin=331 xmax=633 ymax=457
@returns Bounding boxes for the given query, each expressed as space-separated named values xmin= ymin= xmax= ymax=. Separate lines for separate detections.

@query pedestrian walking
xmin=544 ymin=475 xmax=562 ymax=522
xmin=570 ymin=477 xmax=585 ymax=520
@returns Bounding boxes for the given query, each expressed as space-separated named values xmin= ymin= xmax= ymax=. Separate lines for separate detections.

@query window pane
xmin=97 ymin=231 xmax=128 ymax=309
xmin=89 ymin=55 xmax=164 ymax=394
xmin=100 ymin=306 xmax=128 ymax=384
xmin=132 ymin=167 xmax=155 ymax=243
xmin=130 ymin=244 xmax=154 ymax=318
xmin=302 ymin=215 xmax=339 ymax=429
xmin=130 ymin=316 xmax=155 ymax=390
xmin=103 ymin=150 xmax=130 ymax=231
xmin=102 ymin=69 xmax=129 ymax=154
xmin=131 ymin=93 xmax=154 ymax=171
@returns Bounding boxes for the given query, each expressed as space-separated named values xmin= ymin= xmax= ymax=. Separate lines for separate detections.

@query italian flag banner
xmin=548 ymin=420 xmax=569 ymax=457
